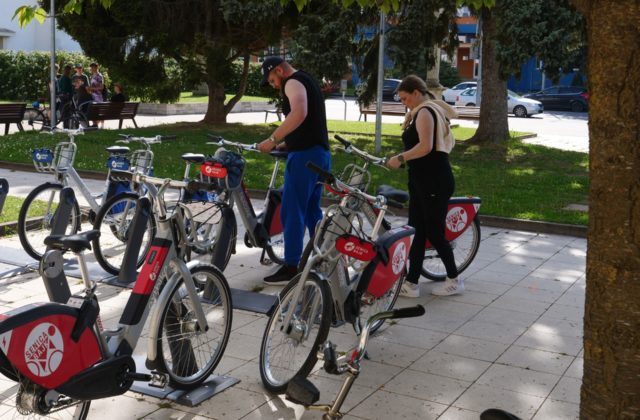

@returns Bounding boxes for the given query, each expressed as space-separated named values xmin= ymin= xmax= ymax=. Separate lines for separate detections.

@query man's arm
xmin=258 ymin=78 xmax=308 ymax=152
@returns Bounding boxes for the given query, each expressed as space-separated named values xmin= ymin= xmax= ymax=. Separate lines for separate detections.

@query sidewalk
xmin=0 ymin=183 xmax=584 ymax=419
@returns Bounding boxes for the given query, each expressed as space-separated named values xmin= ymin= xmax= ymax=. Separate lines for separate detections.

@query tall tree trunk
xmin=203 ymin=80 xmax=227 ymax=125
xmin=571 ymin=0 xmax=640 ymax=418
xmin=469 ymin=6 xmax=509 ymax=144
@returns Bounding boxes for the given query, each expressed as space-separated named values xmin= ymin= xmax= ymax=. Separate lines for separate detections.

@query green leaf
xmin=34 ymin=7 xmax=47 ymax=24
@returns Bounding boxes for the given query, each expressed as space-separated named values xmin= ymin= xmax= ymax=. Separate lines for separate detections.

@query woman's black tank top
xmin=401 ymin=108 xmax=454 ymax=194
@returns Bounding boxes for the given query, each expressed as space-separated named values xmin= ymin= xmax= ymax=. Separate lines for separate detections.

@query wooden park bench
xmin=85 ymin=102 xmax=140 ymax=128
xmin=0 ymin=103 xmax=27 ymax=135
xmin=358 ymin=102 xmax=407 ymax=121
xmin=229 ymin=101 xmax=282 ymax=122
xmin=453 ymin=106 xmax=480 ymax=120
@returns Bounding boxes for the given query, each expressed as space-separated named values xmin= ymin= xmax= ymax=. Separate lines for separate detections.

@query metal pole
xmin=50 ymin=0 xmax=56 ymax=127
xmin=374 ymin=11 xmax=385 ymax=154
xmin=475 ymin=15 xmax=482 ymax=109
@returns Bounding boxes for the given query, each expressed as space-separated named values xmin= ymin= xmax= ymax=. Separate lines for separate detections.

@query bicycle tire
xmin=155 ymin=264 xmax=232 ymax=389
xmin=68 ymin=110 xmax=89 ymax=129
xmin=265 ymin=231 xmax=285 ymax=265
xmin=92 ymin=192 xmax=156 ymax=275
xmin=18 ymin=183 xmax=81 ymax=260
xmin=24 ymin=108 xmax=47 ymax=131
xmin=259 ymin=272 xmax=332 ymax=394
xmin=421 ymin=216 xmax=481 ymax=281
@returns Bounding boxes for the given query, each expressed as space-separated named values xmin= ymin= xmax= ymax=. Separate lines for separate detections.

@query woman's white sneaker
xmin=431 ymin=277 xmax=464 ymax=296
xmin=400 ymin=281 xmax=420 ymax=298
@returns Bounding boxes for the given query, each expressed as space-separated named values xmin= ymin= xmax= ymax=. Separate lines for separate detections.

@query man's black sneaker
xmin=263 ymin=265 xmax=297 ymax=285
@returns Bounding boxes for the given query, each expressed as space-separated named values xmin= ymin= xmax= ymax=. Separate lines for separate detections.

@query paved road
xmin=2 ymin=98 xmax=589 ymax=153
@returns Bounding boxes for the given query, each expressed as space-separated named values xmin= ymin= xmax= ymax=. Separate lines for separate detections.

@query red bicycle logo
xmin=201 ymin=163 xmax=227 ymax=179
xmin=24 ymin=323 xmax=64 ymax=377
xmin=446 ymin=207 xmax=468 ymax=233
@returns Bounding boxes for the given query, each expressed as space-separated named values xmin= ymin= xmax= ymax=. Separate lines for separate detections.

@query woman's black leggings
xmin=406 ymin=184 xmax=458 ymax=283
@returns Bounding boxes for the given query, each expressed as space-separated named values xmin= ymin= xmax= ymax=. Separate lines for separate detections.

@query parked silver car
xmin=442 ymin=81 xmax=477 ymax=104
xmin=454 ymin=88 xmax=544 ymax=117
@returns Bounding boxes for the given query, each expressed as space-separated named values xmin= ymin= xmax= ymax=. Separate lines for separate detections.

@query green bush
xmin=0 ymin=50 xmax=111 ymax=101
xmin=439 ymin=60 xmax=461 ymax=88
xmin=224 ymin=61 xmax=270 ymax=96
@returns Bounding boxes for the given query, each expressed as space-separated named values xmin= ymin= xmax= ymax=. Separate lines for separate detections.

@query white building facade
xmin=1 ymin=0 xmax=81 ymax=52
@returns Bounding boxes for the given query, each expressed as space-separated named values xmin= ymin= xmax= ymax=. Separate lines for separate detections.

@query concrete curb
xmin=0 ymin=161 xmax=586 ymax=239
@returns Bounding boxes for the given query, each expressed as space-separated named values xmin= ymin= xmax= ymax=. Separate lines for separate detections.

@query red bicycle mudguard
xmin=362 ymin=225 xmax=415 ymax=298
xmin=425 ymin=197 xmax=481 ymax=247
xmin=0 ymin=303 xmax=102 ymax=390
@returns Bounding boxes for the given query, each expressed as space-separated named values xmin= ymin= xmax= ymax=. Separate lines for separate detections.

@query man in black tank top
xmin=258 ymin=57 xmax=331 ymax=284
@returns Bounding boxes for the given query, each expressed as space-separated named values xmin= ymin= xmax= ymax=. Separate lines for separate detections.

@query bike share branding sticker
xmin=391 ymin=242 xmax=407 ymax=275
xmin=446 ymin=206 xmax=468 ymax=233
xmin=336 ymin=236 xmax=376 ymax=261
xmin=201 ymin=163 xmax=227 ymax=178
xmin=24 ymin=323 xmax=64 ymax=377
xmin=33 ymin=149 xmax=53 ymax=163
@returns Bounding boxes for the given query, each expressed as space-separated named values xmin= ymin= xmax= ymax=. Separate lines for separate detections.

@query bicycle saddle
xmin=182 ymin=153 xmax=206 ymax=163
xmin=105 ymin=146 xmax=130 ymax=155
xmin=376 ymin=185 xmax=409 ymax=204
xmin=44 ymin=230 xmax=101 ymax=253
xmin=269 ymin=150 xmax=288 ymax=160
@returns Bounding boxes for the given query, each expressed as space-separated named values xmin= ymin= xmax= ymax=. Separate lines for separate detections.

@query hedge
xmin=0 ymin=50 xmax=270 ymax=103
xmin=0 ymin=50 xmax=111 ymax=102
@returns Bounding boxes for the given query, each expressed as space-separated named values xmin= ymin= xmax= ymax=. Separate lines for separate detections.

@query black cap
xmin=261 ymin=56 xmax=284 ymax=87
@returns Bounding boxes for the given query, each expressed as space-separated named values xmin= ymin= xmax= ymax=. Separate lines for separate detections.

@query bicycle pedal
xmin=148 ymin=371 xmax=169 ymax=388
xmin=260 ymin=257 xmax=273 ymax=266
xmin=286 ymin=376 xmax=320 ymax=406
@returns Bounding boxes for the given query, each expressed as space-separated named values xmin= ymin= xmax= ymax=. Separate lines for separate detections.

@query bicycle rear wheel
xmin=17 ymin=183 xmax=81 ymax=260
xmin=156 ymin=264 xmax=232 ymax=389
xmin=24 ymin=108 xmax=47 ymax=131
xmin=421 ymin=216 xmax=481 ymax=280
xmin=259 ymin=272 xmax=332 ymax=394
xmin=356 ymin=271 xmax=404 ymax=335
xmin=92 ymin=192 xmax=156 ymax=275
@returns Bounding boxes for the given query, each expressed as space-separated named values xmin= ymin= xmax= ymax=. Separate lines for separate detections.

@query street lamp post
xmin=49 ymin=0 xmax=56 ymax=127
xmin=374 ymin=10 xmax=385 ymax=154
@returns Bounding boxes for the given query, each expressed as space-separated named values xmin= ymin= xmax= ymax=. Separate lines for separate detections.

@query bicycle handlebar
xmin=207 ymin=133 xmax=257 ymax=152
xmin=305 ymin=161 xmax=384 ymax=207
xmin=334 ymin=135 xmax=388 ymax=168
xmin=117 ymin=134 xmax=176 ymax=144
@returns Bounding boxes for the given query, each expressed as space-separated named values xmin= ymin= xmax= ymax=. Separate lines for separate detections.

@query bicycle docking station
xmin=37 ymin=189 xmax=240 ymax=407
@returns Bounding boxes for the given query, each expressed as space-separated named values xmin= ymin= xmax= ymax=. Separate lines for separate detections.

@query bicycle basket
xmin=200 ymin=148 xmax=245 ymax=191
xmin=52 ymin=142 xmax=77 ymax=172
xmin=130 ymin=150 xmax=153 ymax=174
xmin=32 ymin=148 xmax=55 ymax=173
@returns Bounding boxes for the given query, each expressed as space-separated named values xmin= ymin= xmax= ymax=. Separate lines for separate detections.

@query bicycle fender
xmin=145 ymin=260 xmax=203 ymax=365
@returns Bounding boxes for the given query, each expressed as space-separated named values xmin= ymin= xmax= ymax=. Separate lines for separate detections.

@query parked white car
xmin=454 ymin=88 xmax=544 ymax=117
xmin=442 ymin=81 xmax=477 ymax=104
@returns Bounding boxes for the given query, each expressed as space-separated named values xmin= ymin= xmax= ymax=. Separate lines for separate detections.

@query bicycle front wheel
xmin=422 ymin=216 xmax=481 ymax=280
xmin=156 ymin=264 xmax=232 ymax=389
xmin=259 ymin=272 xmax=332 ymax=394
xmin=92 ymin=192 xmax=156 ymax=275
xmin=18 ymin=183 xmax=81 ymax=260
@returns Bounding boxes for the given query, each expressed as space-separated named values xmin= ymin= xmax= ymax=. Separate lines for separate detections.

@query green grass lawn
xmin=0 ymin=196 xmax=23 ymax=224
xmin=0 ymin=122 xmax=588 ymax=225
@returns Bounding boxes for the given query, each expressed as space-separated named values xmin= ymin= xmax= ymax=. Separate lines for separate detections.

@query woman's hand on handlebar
xmin=386 ymin=155 xmax=403 ymax=170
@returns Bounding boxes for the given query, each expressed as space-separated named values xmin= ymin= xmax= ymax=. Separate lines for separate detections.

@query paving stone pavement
xmin=0 ymin=189 xmax=585 ymax=419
